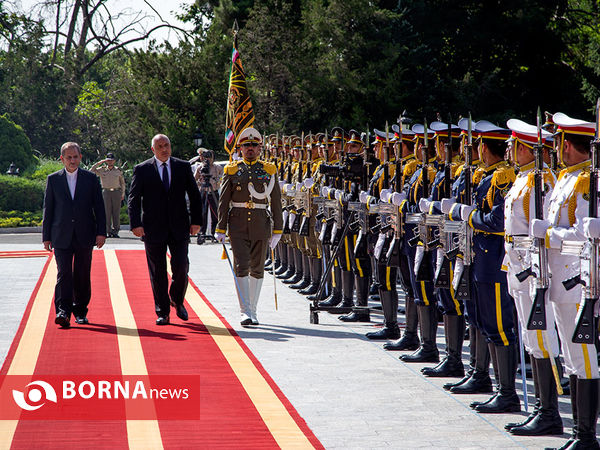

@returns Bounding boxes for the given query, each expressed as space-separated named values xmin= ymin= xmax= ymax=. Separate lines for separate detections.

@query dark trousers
xmin=200 ymin=189 xmax=218 ymax=236
xmin=144 ymin=238 xmax=190 ymax=317
xmin=54 ymin=244 xmax=93 ymax=317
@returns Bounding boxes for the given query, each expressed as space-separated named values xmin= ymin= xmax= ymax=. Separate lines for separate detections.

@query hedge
xmin=0 ymin=210 xmax=43 ymax=227
xmin=0 ymin=175 xmax=44 ymax=212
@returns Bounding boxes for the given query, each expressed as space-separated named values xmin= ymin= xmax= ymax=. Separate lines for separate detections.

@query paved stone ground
xmin=0 ymin=231 xmax=582 ymax=449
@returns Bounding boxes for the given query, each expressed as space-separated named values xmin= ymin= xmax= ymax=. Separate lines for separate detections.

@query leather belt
xmin=230 ymin=201 xmax=267 ymax=210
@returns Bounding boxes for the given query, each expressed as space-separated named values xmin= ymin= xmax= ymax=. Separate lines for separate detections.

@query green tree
xmin=0 ymin=113 xmax=36 ymax=174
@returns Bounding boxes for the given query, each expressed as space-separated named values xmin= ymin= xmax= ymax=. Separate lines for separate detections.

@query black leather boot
xmin=366 ymin=290 xmax=400 ymax=340
xmin=444 ymin=323 xmax=477 ymax=390
xmin=313 ymin=263 xmax=339 ymax=302
xmin=277 ymin=246 xmax=295 ymax=278
xmin=283 ymin=249 xmax=303 ymax=284
xmin=562 ymin=379 xmax=600 ymax=449
xmin=422 ymin=314 xmax=465 ymax=377
xmin=450 ymin=328 xmax=493 ymax=394
xmin=510 ymin=357 xmax=563 ymax=436
xmin=384 ymin=296 xmax=419 ymax=350
xmin=470 ymin=342 xmax=500 ymax=408
xmin=328 ymin=270 xmax=354 ymax=313
xmin=292 ymin=255 xmax=311 ymax=289
xmin=475 ymin=344 xmax=521 ymax=413
xmin=339 ymin=275 xmax=370 ymax=322
xmin=400 ymin=305 xmax=439 ymax=363
xmin=506 ymin=354 xmax=540 ymax=430
xmin=300 ymin=257 xmax=322 ymax=295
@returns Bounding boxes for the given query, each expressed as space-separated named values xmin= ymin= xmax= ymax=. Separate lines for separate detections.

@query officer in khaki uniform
xmin=91 ymin=152 xmax=126 ymax=238
xmin=215 ymin=127 xmax=283 ymax=326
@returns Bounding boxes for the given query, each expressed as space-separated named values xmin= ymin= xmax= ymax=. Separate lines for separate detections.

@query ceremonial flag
xmin=224 ymin=30 xmax=255 ymax=155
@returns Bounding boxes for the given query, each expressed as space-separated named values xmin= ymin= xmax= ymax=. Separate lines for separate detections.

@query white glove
xmin=530 ymin=219 xmax=551 ymax=239
xmin=279 ymin=180 xmax=285 ymax=189
xmin=321 ymin=186 xmax=330 ymax=197
xmin=289 ymin=212 xmax=297 ymax=226
xmin=334 ymin=189 xmax=343 ymax=201
xmin=583 ymin=217 xmax=600 ymax=239
xmin=452 ymin=257 xmax=465 ymax=292
xmin=295 ymin=181 xmax=302 ymax=191
xmin=374 ymin=233 xmax=387 ymax=260
xmin=419 ymin=198 xmax=431 ymax=213
xmin=269 ymin=233 xmax=282 ymax=249
xmin=303 ymin=177 xmax=314 ymax=188
xmin=460 ymin=204 xmax=476 ymax=221
xmin=441 ymin=197 xmax=457 ymax=214
xmin=282 ymin=209 xmax=289 ymax=226
xmin=390 ymin=192 xmax=407 ymax=206
xmin=380 ymin=189 xmax=392 ymax=203
xmin=434 ymin=247 xmax=445 ymax=278
xmin=413 ymin=245 xmax=425 ymax=275
xmin=359 ymin=191 xmax=368 ymax=204
xmin=215 ymin=232 xmax=226 ymax=243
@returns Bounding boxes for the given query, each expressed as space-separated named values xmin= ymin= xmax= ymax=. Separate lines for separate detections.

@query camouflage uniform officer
xmin=215 ymin=127 xmax=283 ymax=326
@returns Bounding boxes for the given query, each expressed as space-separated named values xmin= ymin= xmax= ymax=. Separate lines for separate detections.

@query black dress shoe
xmin=113 ymin=233 xmax=120 ymax=238
xmin=175 ymin=304 xmax=188 ymax=321
xmin=240 ymin=317 xmax=253 ymax=326
xmin=55 ymin=313 xmax=70 ymax=328
xmin=399 ymin=346 xmax=439 ymax=363
xmin=383 ymin=332 xmax=420 ymax=351
xmin=74 ymin=316 xmax=89 ymax=325
xmin=421 ymin=356 xmax=465 ymax=378
xmin=156 ymin=316 xmax=170 ymax=325
xmin=475 ymin=392 xmax=520 ymax=413
xmin=365 ymin=325 xmax=401 ymax=340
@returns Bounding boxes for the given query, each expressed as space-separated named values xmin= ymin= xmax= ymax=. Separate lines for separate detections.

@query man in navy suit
xmin=43 ymin=142 xmax=106 ymax=328
xmin=128 ymin=134 xmax=202 ymax=325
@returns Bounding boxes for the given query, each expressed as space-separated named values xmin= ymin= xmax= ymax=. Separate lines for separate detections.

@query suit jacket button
xmin=72 ymin=219 xmax=75 ymax=223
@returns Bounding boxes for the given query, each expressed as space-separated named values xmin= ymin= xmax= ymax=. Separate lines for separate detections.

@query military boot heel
xmin=510 ymin=357 xmax=563 ymax=436
xmin=300 ymin=257 xmax=322 ymax=295
xmin=366 ymin=290 xmax=400 ymax=340
xmin=329 ymin=270 xmax=354 ymax=313
xmin=561 ymin=378 xmax=600 ymax=449
xmin=399 ymin=305 xmax=439 ymax=363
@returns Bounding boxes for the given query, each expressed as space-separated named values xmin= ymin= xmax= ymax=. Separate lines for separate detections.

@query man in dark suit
xmin=128 ymin=134 xmax=202 ymax=325
xmin=43 ymin=142 xmax=106 ymax=328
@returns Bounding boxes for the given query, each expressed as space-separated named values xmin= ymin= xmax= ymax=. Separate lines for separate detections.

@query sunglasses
xmin=241 ymin=143 xmax=259 ymax=148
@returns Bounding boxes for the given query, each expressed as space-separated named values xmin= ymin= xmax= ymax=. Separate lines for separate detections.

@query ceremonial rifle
xmin=453 ymin=113 xmax=474 ymax=301
xmin=571 ymin=99 xmax=600 ymax=344
xmin=444 ymin=115 xmax=453 ymax=197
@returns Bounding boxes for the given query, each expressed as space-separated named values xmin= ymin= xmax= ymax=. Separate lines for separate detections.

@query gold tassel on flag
xmin=224 ymin=21 xmax=255 ymax=156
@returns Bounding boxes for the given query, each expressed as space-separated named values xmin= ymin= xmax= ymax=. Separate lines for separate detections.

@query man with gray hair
xmin=128 ymin=134 xmax=202 ymax=325
xmin=43 ymin=142 xmax=106 ymax=328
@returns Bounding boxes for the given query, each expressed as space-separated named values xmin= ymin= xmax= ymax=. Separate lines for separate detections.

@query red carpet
xmin=0 ymin=250 xmax=322 ymax=449
xmin=0 ymin=250 xmax=51 ymax=258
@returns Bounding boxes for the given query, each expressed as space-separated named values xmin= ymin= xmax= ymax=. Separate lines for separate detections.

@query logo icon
xmin=12 ymin=380 xmax=57 ymax=411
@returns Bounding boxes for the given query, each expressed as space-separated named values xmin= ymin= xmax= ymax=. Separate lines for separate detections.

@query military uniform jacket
xmin=450 ymin=161 xmax=515 ymax=283
xmin=503 ymin=161 xmax=555 ymax=281
xmin=544 ymin=160 xmax=590 ymax=303
xmin=216 ymin=158 xmax=283 ymax=241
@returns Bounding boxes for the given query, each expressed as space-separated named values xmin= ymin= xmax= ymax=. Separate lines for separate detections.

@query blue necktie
xmin=161 ymin=162 xmax=169 ymax=190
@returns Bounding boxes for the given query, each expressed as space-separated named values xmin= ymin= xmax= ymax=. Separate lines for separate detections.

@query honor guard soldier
xmin=315 ymin=129 xmax=345 ymax=307
xmin=381 ymin=122 xmax=421 ymax=351
xmin=441 ymin=119 xmax=490 ymax=395
xmin=449 ymin=121 xmax=520 ymax=414
xmin=502 ymin=118 xmax=562 ymax=436
xmin=531 ymin=113 xmax=599 ymax=449
xmin=362 ymin=127 xmax=399 ymax=339
xmin=418 ymin=120 xmax=465 ymax=378
xmin=337 ymin=129 xmax=372 ymax=322
xmin=399 ymin=123 xmax=439 ymax=363
xmin=215 ymin=127 xmax=283 ymax=326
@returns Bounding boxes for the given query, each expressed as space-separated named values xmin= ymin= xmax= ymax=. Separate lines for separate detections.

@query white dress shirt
xmin=65 ymin=168 xmax=78 ymax=199
xmin=154 ymin=156 xmax=171 ymax=186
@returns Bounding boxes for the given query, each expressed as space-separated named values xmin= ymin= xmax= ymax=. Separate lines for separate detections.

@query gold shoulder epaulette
xmin=491 ymin=164 xmax=516 ymax=188
xmin=450 ymin=162 xmax=461 ymax=178
xmin=473 ymin=167 xmax=486 ymax=185
xmin=262 ymin=160 xmax=277 ymax=175
xmin=224 ymin=160 xmax=240 ymax=175
xmin=404 ymin=159 xmax=418 ymax=177
xmin=573 ymin=169 xmax=591 ymax=196
xmin=454 ymin=163 xmax=464 ymax=177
